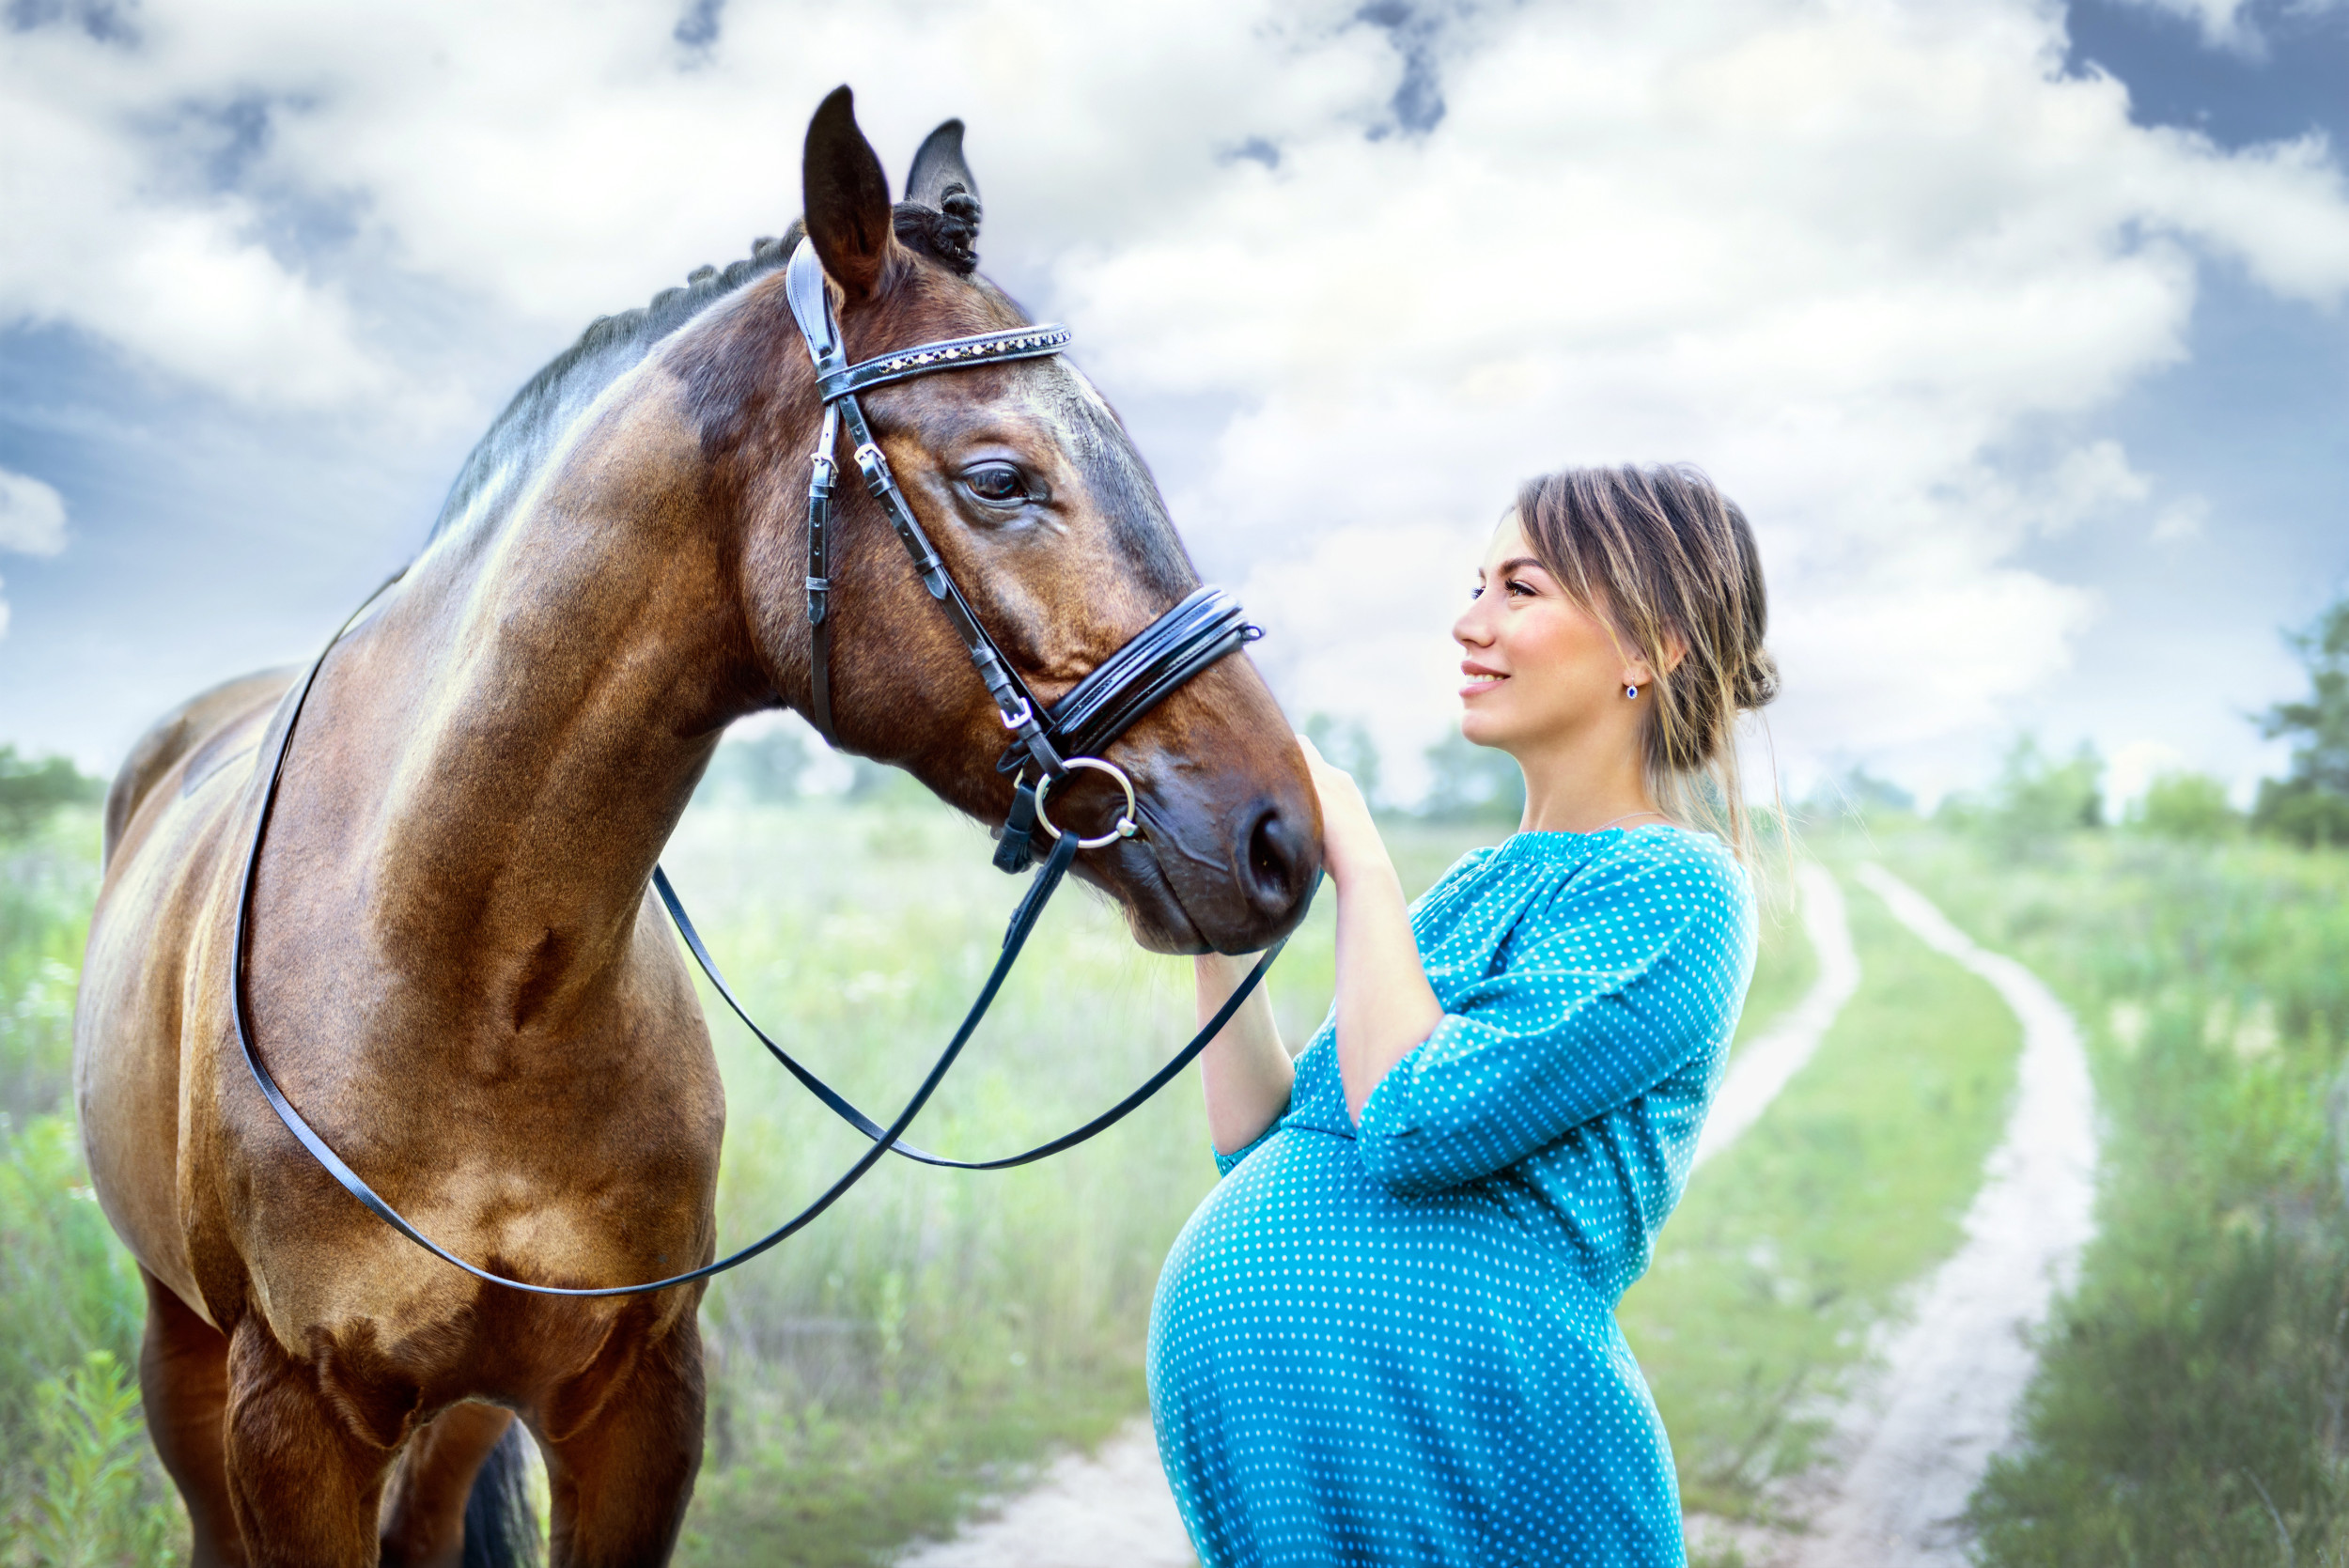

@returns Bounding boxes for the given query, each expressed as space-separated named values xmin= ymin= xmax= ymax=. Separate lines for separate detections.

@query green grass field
xmin=11 ymin=795 xmax=2341 ymax=1565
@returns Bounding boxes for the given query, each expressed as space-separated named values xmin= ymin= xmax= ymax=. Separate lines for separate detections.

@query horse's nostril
xmin=1241 ymin=804 xmax=1309 ymax=915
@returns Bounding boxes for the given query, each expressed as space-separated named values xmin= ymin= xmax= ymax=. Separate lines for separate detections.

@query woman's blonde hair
xmin=1514 ymin=464 xmax=1779 ymax=861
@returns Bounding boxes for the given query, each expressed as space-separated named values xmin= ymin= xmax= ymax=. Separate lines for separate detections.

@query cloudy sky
xmin=2 ymin=0 xmax=2344 ymax=808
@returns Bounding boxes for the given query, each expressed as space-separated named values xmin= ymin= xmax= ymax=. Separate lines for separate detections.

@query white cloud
xmin=4 ymin=0 xmax=2347 ymax=795
xmin=2152 ymin=494 xmax=2211 ymax=540
xmin=0 ymin=469 xmax=68 ymax=558
xmin=0 ymin=22 xmax=388 ymax=408
xmin=0 ymin=465 xmax=67 ymax=644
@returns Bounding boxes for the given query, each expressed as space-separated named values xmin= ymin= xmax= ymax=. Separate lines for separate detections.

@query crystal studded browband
xmin=815 ymin=325 xmax=1074 ymax=402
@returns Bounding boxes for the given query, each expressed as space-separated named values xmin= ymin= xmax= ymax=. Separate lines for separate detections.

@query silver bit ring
xmin=1033 ymin=757 xmax=1140 ymax=850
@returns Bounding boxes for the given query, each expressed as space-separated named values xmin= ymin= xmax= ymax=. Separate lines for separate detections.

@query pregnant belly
xmin=1146 ymin=1128 xmax=1679 ymax=1565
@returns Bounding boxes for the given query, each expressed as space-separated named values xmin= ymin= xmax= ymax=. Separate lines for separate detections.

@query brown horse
xmin=73 ymin=87 xmax=1318 ymax=1567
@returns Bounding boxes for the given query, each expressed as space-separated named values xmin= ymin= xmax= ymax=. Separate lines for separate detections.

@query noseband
xmin=226 ymin=241 xmax=1299 ymax=1297
xmin=785 ymin=238 xmax=1260 ymax=872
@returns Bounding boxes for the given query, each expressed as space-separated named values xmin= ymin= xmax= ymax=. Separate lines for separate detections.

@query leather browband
xmin=817 ymin=325 xmax=1073 ymax=402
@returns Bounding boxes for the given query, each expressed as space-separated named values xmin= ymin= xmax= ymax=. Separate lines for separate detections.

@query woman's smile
xmin=1460 ymin=660 xmax=1508 ymax=698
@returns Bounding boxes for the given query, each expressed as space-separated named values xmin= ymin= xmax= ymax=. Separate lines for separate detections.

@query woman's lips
xmin=1460 ymin=666 xmax=1506 ymax=699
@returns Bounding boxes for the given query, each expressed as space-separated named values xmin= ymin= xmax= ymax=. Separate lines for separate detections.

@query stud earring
xmin=1625 ymin=683 xmax=1640 ymax=700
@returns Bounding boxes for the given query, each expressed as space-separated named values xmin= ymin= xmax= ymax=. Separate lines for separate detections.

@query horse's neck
xmin=349 ymin=378 xmax=761 ymax=1033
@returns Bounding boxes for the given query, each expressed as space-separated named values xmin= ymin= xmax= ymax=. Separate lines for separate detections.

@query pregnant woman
xmin=1150 ymin=464 xmax=1778 ymax=1566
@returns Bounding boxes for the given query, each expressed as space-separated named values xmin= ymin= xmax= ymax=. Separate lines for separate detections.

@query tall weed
xmin=25 ymin=1351 xmax=178 ymax=1568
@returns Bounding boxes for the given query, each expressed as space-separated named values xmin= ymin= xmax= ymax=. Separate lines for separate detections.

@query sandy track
xmin=1767 ymin=865 xmax=2100 ymax=1566
xmin=891 ymin=1418 xmax=1195 ymax=1568
xmin=1695 ymin=862 xmax=1860 ymax=1169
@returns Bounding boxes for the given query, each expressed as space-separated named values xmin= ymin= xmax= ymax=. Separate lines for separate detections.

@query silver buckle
xmin=998 ymin=694 xmax=1034 ymax=732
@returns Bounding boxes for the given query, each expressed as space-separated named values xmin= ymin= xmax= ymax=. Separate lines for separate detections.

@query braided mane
xmin=427 ymin=205 xmax=971 ymax=546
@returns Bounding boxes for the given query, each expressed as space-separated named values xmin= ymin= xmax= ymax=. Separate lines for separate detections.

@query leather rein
xmin=229 ymin=240 xmax=1299 ymax=1297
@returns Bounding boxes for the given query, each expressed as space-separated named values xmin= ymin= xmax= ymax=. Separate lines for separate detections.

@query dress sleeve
xmin=1353 ymin=842 xmax=1750 ymax=1197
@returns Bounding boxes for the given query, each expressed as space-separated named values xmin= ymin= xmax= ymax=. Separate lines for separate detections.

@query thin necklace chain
xmin=1589 ymin=808 xmax=1667 ymax=832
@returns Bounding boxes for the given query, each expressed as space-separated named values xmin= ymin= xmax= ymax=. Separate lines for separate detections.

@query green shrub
xmin=1936 ymin=735 xmax=2105 ymax=859
xmin=24 ymin=1352 xmax=179 ymax=1568
xmin=2126 ymin=769 xmax=2242 ymax=842
xmin=0 ymin=751 xmax=102 ymax=842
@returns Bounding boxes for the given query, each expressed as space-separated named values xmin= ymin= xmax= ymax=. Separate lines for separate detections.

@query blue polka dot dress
xmin=1148 ymin=825 xmax=1756 ymax=1567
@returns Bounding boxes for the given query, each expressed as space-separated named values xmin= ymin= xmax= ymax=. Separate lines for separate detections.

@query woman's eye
xmin=1506 ymin=578 xmax=1535 ymax=597
xmin=963 ymin=464 xmax=1028 ymax=504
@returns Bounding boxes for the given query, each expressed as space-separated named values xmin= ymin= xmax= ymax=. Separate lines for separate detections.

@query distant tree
xmin=1940 ymin=735 xmax=2103 ymax=854
xmin=1419 ymin=730 xmax=1524 ymax=824
xmin=735 ymin=728 xmax=809 ymax=801
xmin=2124 ymin=770 xmax=2241 ymax=842
xmin=0 ymin=747 xmax=103 ymax=838
xmin=1301 ymin=713 xmax=1382 ymax=808
xmin=2251 ymin=596 xmax=2349 ymax=848
xmin=693 ymin=725 xmax=810 ymax=806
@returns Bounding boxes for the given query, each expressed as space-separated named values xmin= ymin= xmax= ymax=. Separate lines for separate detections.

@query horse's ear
xmin=906 ymin=119 xmax=981 ymax=212
xmin=802 ymin=85 xmax=894 ymax=303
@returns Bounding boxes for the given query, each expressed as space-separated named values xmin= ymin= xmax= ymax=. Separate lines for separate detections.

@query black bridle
xmin=228 ymin=241 xmax=1299 ymax=1297
xmin=786 ymin=239 xmax=1261 ymax=873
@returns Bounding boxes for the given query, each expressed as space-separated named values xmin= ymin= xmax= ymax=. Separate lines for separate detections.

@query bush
xmin=0 ymin=750 xmax=101 ymax=841
xmin=1937 ymin=735 xmax=2104 ymax=857
xmin=2126 ymin=769 xmax=2241 ymax=842
xmin=1301 ymin=713 xmax=1381 ymax=807
xmin=1419 ymin=729 xmax=1523 ymax=824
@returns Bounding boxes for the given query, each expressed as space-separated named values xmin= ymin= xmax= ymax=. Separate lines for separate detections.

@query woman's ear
xmin=1623 ymin=632 xmax=1686 ymax=691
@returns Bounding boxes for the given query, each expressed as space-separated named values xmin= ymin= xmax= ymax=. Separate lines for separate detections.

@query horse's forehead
xmin=1008 ymin=360 xmax=1129 ymax=470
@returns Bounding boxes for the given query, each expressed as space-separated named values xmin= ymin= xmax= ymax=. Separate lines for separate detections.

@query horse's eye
xmin=962 ymin=464 xmax=1028 ymax=505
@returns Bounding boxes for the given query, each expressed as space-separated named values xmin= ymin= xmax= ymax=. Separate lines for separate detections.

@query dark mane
xmin=426 ymin=204 xmax=976 ymax=546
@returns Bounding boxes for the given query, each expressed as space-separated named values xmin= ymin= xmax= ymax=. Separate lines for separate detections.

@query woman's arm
xmin=1303 ymin=741 xmax=1445 ymax=1121
xmin=1190 ymin=737 xmax=1443 ymax=1152
xmin=1193 ymin=952 xmax=1293 ymax=1157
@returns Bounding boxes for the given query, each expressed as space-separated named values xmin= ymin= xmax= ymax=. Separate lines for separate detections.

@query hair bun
xmin=1736 ymin=649 xmax=1781 ymax=711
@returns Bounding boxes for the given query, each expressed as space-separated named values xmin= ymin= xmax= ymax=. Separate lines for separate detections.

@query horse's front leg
xmin=222 ymin=1314 xmax=399 ymax=1567
xmin=538 ymin=1313 xmax=706 ymax=1568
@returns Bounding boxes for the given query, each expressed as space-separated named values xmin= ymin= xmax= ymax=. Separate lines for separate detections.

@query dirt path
xmin=891 ymin=1419 xmax=1195 ymax=1568
xmin=1694 ymin=862 xmax=1860 ymax=1169
xmin=1766 ymin=865 xmax=2100 ymax=1566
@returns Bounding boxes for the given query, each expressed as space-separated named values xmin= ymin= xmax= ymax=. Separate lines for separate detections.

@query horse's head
xmin=692 ymin=88 xmax=1318 ymax=955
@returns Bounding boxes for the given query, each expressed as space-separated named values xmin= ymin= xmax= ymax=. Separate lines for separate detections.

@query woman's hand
xmin=1297 ymin=736 xmax=1387 ymax=890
